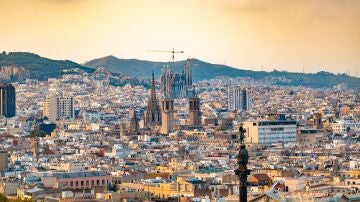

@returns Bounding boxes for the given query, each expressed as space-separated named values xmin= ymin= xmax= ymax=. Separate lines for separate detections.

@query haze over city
xmin=0 ymin=1 xmax=360 ymax=202
xmin=1 ymin=0 xmax=360 ymax=74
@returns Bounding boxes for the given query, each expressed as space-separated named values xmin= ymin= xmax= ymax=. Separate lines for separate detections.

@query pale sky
xmin=0 ymin=0 xmax=359 ymax=74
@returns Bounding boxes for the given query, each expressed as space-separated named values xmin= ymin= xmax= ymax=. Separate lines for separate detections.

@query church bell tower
xmin=160 ymin=97 xmax=174 ymax=134
xmin=188 ymin=87 xmax=201 ymax=126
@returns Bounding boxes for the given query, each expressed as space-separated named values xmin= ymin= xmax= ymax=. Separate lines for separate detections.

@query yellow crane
xmin=149 ymin=48 xmax=184 ymax=69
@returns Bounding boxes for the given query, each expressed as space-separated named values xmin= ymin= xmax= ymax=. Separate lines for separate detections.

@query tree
xmin=0 ymin=194 xmax=8 ymax=202
xmin=27 ymin=126 xmax=47 ymax=138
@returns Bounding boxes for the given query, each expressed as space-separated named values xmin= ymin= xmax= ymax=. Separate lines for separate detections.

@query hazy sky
xmin=1 ymin=0 xmax=359 ymax=74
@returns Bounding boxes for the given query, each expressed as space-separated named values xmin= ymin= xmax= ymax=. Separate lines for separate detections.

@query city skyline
xmin=0 ymin=1 xmax=359 ymax=201
xmin=1 ymin=0 xmax=360 ymax=74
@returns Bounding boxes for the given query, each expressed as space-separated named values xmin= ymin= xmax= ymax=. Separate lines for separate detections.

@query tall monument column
xmin=235 ymin=124 xmax=251 ymax=202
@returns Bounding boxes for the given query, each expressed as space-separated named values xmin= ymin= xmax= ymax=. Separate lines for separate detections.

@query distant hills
xmin=84 ymin=55 xmax=360 ymax=89
xmin=0 ymin=51 xmax=359 ymax=89
xmin=0 ymin=52 xmax=94 ymax=81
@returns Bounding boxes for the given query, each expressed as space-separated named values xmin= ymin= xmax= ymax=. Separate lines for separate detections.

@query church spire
xmin=144 ymin=71 xmax=162 ymax=127
xmin=151 ymin=71 xmax=156 ymax=99
xmin=191 ymin=85 xmax=197 ymax=98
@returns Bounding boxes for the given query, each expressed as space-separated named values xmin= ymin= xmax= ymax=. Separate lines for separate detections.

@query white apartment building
xmin=227 ymin=85 xmax=250 ymax=111
xmin=243 ymin=120 xmax=297 ymax=145
xmin=43 ymin=92 xmax=74 ymax=122
xmin=331 ymin=118 xmax=358 ymax=134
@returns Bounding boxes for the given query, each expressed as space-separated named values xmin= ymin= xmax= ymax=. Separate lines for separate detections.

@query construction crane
xmin=149 ymin=48 xmax=184 ymax=69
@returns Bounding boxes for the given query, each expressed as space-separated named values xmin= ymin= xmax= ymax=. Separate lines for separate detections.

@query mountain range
xmin=0 ymin=51 xmax=359 ymax=89
xmin=0 ymin=52 xmax=94 ymax=81
xmin=84 ymin=55 xmax=360 ymax=89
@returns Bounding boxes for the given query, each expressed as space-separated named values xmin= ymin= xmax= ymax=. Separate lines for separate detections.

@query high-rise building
xmin=0 ymin=83 xmax=16 ymax=118
xmin=188 ymin=87 xmax=201 ymax=126
xmin=43 ymin=96 xmax=50 ymax=118
xmin=160 ymin=59 xmax=192 ymax=98
xmin=0 ymin=151 xmax=8 ymax=173
xmin=227 ymin=85 xmax=250 ymax=111
xmin=44 ymin=90 xmax=74 ymax=122
xmin=160 ymin=97 xmax=175 ymax=134
xmin=144 ymin=72 xmax=162 ymax=128
xmin=55 ymin=96 xmax=74 ymax=121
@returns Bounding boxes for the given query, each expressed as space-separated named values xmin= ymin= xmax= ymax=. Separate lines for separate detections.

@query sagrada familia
xmin=160 ymin=59 xmax=193 ymax=99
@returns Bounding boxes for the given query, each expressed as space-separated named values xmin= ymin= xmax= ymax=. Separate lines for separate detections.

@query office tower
xmin=188 ymin=87 xmax=201 ymax=126
xmin=144 ymin=72 xmax=162 ymax=128
xmin=0 ymin=83 xmax=16 ymax=118
xmin=227 ymin=85 xmax=250 ymax=111
xmin=44 ymin=90 xmax=74 ymax=122
xmin=160 ymin=59 xmax=192 ymax=98
xmin=0 ymin=151 xmax=8 ymax=172
xmin=160 ymin=97 xmax=175 ymax=134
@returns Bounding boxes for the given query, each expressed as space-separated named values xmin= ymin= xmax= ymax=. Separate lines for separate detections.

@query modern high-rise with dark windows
xmin=227 ymin=85 xmax=250 ymax=111
xmin=0 ymin=83 xmax=16 ymax=118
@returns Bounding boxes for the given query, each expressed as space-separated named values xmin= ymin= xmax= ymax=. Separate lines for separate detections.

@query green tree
xmin=27 ymin=126 xmax=47 ymax=138
xmin=0 ymin=194 xmax=8 ymax=202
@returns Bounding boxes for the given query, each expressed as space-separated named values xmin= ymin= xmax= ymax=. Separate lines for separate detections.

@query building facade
xmin=42 ymin=171 xmax=111 ymax=189
xmin=0 ymin=83 xmax=16 ymax=118
xmin=243 ymin=120 xmax=297 ymax=145
xmin=0 ymin=151 xmax=8 ymax=173
xmin=227 ymin=85 xmax=250 ymax=111
xmin=331 ymin=118 xmax=358 ymax=134
xmin=297 ymin=128 xmax=325 ymax=146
